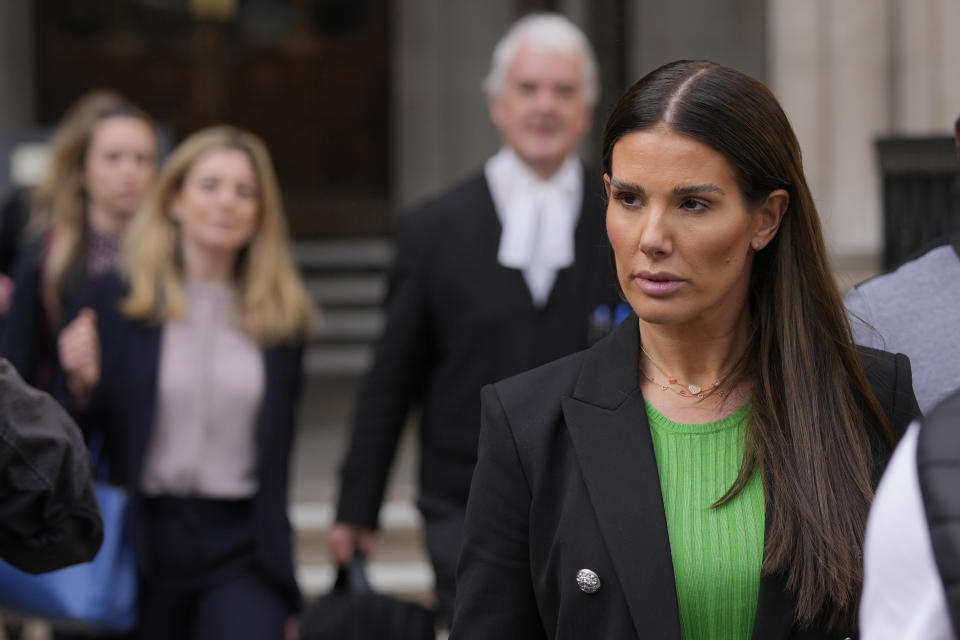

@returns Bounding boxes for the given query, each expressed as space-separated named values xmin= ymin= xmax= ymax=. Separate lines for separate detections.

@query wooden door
xmin=35 ymin=0 xmax=390 ymax=237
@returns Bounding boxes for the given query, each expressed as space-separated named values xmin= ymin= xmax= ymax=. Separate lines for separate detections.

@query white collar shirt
xmin=484 ymin=147 xmax=583 ymax=307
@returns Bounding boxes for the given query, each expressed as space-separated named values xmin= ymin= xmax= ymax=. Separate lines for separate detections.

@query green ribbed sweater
xmin=645 ymin=400 xmax=764 ymax=639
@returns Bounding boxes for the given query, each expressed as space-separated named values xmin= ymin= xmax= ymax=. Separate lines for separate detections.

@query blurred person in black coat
xmin=0 ymin=358 xmax=102 ymax=573
xmin=327 ymin=12 xmax=618 ymax=627
xmin=0 ymin=187 xmax=31 ymax=318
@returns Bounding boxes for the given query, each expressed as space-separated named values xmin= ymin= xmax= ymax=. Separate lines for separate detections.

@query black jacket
xmin=917 ymin=385 xmax=960 ymax=634
xmin=0 ymin=358 xmax=102 ymax=573
xmin=453 ymin=315 xmax=921 ymax=640
xmin=336 ymin=168 xmax=618 ymax=528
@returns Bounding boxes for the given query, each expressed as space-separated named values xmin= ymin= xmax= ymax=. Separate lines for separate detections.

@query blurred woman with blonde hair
xmin=0 ymin=89 xmax=158 ymax=389
xmin=59 ymin=125 xmax=316 ymax=639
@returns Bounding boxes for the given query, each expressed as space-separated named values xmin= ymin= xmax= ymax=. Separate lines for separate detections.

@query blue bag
xmin=0 ymin=481 xmax=137 ymax=632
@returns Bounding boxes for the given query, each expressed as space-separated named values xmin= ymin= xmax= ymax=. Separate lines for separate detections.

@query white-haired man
xmin=328 ymin=13 xmax=618 ymax=627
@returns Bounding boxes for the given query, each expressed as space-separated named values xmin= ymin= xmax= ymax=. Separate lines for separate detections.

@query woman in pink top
xmin=60 ymin=126 xmax=316 ymax=640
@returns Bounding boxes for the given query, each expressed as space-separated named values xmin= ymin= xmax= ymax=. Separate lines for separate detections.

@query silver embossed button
xmin=576 ymin=568 xmax=601 ymax=594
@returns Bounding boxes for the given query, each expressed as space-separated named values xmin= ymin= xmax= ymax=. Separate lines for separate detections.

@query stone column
xmin=0 ymin=2 xmax=35 ymax=195
xmin=391 ymin=0 xmax=514 ymax=210
xmin=627 ymin=0 xmax=767 ymax=83
xmin=890 ymin=0 xmax=960 ymax=134
xmin=769 ymin=0 xmax=890 ymax=283
xmin=769 ymin=0 xmax=958 ymax=284
xmin=0 ymin=2 xmax=34 ymax=135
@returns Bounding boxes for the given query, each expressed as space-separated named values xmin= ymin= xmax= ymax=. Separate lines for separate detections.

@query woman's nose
xmin=638 ymin=208 xmax=671 ymax=257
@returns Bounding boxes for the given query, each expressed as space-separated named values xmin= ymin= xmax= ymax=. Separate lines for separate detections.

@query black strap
xmin=334 ymin=551 xmax=373 ymax=594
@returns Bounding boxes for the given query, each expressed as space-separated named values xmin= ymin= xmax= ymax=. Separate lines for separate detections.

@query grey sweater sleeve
xmin=0 ymin=358 xmax=103 ymax=573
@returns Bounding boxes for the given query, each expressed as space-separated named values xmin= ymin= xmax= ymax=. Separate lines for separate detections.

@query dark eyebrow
xmin=609 ymin=177 xmax=645 ymax=194
xmin=673 ymin=184 xmax=725 ymax=196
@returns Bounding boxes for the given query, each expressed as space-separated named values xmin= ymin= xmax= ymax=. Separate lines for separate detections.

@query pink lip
xmin=634 ymin=271 xmax=683 ymax=296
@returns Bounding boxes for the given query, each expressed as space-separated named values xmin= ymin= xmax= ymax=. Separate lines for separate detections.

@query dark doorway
xmin=35 ymin=0 xmax=390 ymax=237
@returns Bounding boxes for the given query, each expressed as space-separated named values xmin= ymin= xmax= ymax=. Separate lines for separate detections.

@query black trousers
xmin=135 ymin=495 xmax=286 ymax=640
xmin=419 ymin=495 xmax=465 ymax=630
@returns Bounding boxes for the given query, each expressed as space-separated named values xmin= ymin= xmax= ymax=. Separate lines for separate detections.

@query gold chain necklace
xmin=639 ymin=343 xmax=727 ymax=400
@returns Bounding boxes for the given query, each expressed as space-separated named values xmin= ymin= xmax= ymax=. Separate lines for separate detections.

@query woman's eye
xmin=680 ymin=198 xmax=708 ymax=212
xmin=615 ymin=192 xmax=641 ymax=207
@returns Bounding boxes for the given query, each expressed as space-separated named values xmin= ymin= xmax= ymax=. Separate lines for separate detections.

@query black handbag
xmin=300 ymin=554 xmax=436 ymax=640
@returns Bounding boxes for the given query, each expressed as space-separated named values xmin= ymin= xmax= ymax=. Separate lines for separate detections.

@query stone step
xmin=305 ymin=344 xmax=373 ymax=377
xmin=296 ymin=563 xmax=434 ymax=605
xmin=293 ymin=238 xmax=394 ymax=273
xmin=294 ymin=238 xmax=392 ymax=378
xmin=313 ymin=308 xmax=385 ymax=342
xmin=306 ymin=274 xmax=387 ymax=307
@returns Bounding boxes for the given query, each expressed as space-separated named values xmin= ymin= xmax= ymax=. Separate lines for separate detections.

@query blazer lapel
xmin=561 ymin=316 xmax=682 ymax=639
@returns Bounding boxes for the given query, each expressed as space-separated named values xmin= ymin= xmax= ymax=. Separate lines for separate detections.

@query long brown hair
xmin=120 ymin=125 xmax=316 ymax=344
xmin=602 ymin=60 xmax=893 ymax=627
xmin=31 ymin=90 xmax=155 ymax=322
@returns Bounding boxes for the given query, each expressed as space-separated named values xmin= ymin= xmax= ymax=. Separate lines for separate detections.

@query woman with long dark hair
xmin=451 ymin=60 xmax=921 ymax=639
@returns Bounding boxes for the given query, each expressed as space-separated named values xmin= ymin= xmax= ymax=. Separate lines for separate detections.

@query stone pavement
xmin=290 ymin=374 xmax=435 ymax=607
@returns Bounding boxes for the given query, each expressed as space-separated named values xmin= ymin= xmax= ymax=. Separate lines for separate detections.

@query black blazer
xmin=336 ymin=168 xmax=618 ymax=527
xmin=452 ymin=315 xmax=921 ymax=640
xmin=0 ymin=358 xmax=103 ymax=573
xmin=70 ymin=272 xmax=304 ymax=612
xmin=0 ymin=236 xmax=99 ymax=390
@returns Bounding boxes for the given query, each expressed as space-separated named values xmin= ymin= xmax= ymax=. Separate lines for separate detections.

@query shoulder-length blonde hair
xmin=121 ymin=125 xmax=316 ymax=345
xmin=32 ymin=90 xmax=155 ymax=321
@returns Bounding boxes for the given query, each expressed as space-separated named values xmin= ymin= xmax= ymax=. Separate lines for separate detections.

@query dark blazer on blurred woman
xmin=454 ymin=315 xmax=920 ymax=640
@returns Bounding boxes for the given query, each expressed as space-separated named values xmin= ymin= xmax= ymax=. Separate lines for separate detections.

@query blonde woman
xmin=59 ymin=126 xmax=316 ymax=639
xmin=0 ymin=90 xmax=157 ymax=389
